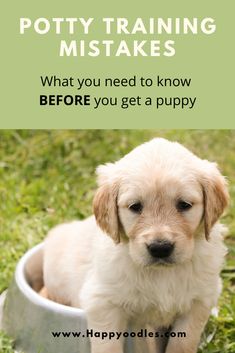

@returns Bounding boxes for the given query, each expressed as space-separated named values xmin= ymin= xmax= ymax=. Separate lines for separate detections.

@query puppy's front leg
xmin=85 ymin=300 xmax=127 ymax=353
xmin=166 ymin=300 xmax=211 ymax=353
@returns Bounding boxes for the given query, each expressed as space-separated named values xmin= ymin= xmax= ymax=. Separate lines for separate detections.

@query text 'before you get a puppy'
xmin=39 ymin=75 xmax=196 ymax=110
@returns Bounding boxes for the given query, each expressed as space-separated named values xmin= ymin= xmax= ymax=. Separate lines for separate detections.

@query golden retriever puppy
xmin=42 ymin=138 xmax=229 ymax=353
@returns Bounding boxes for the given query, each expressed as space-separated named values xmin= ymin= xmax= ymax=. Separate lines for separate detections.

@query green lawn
xmin=0 ymin=130 xmax=234 ymax=353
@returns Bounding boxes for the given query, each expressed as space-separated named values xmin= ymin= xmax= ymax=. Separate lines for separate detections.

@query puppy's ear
xmin=93 ymin=164 xmax=122 ymax=244
xmin=201 ymin=163 xmax=229 ymax=240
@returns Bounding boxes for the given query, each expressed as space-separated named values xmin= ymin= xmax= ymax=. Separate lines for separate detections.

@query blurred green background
xmin=0 ymin=130 xmax=234 ymax=352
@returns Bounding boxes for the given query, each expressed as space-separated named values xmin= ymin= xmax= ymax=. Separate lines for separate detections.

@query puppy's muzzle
xmin=147 ymin=240 xmax=174 ymax=260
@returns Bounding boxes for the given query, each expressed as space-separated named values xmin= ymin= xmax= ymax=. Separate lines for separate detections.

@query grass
xmin=0 ymin=130 xmax=234 ymax=352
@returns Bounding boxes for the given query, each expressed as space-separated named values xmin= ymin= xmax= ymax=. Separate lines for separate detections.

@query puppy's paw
xmin=39 ymin=286 xmax=49 ymax=299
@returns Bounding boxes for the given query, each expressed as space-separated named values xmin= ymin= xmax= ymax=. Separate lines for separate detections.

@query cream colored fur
xmin=43 ymin=138 xmax=229 ymax=353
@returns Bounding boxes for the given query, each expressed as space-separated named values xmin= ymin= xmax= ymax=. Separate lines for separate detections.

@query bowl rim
xmin=15 ymin=243 xmax=86 ymax=319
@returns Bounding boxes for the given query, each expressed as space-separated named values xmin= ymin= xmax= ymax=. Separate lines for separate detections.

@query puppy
xmin=42 ymin=138 xmax=229 ymax=353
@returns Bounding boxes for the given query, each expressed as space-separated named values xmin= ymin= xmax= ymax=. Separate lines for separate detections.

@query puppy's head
xmin=93 ymin=138 xmax=229 ymax=266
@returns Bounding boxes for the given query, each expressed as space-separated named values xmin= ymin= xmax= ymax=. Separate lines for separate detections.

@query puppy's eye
xmin=176 ymin=200 xmax=192 ymax=212
xmin=128 ymin=202 xmax=143 ymax=214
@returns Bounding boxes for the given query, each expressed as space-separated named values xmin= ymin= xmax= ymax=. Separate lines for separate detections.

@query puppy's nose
xmin=147 ymin=241 xmax=174 ymax=259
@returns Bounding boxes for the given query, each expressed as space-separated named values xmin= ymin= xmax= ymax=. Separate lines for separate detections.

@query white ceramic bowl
xmin=1 ymin=244 xmax=138 ymax=353
xmin=2 ymin=244 xmax=91 ymax=353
